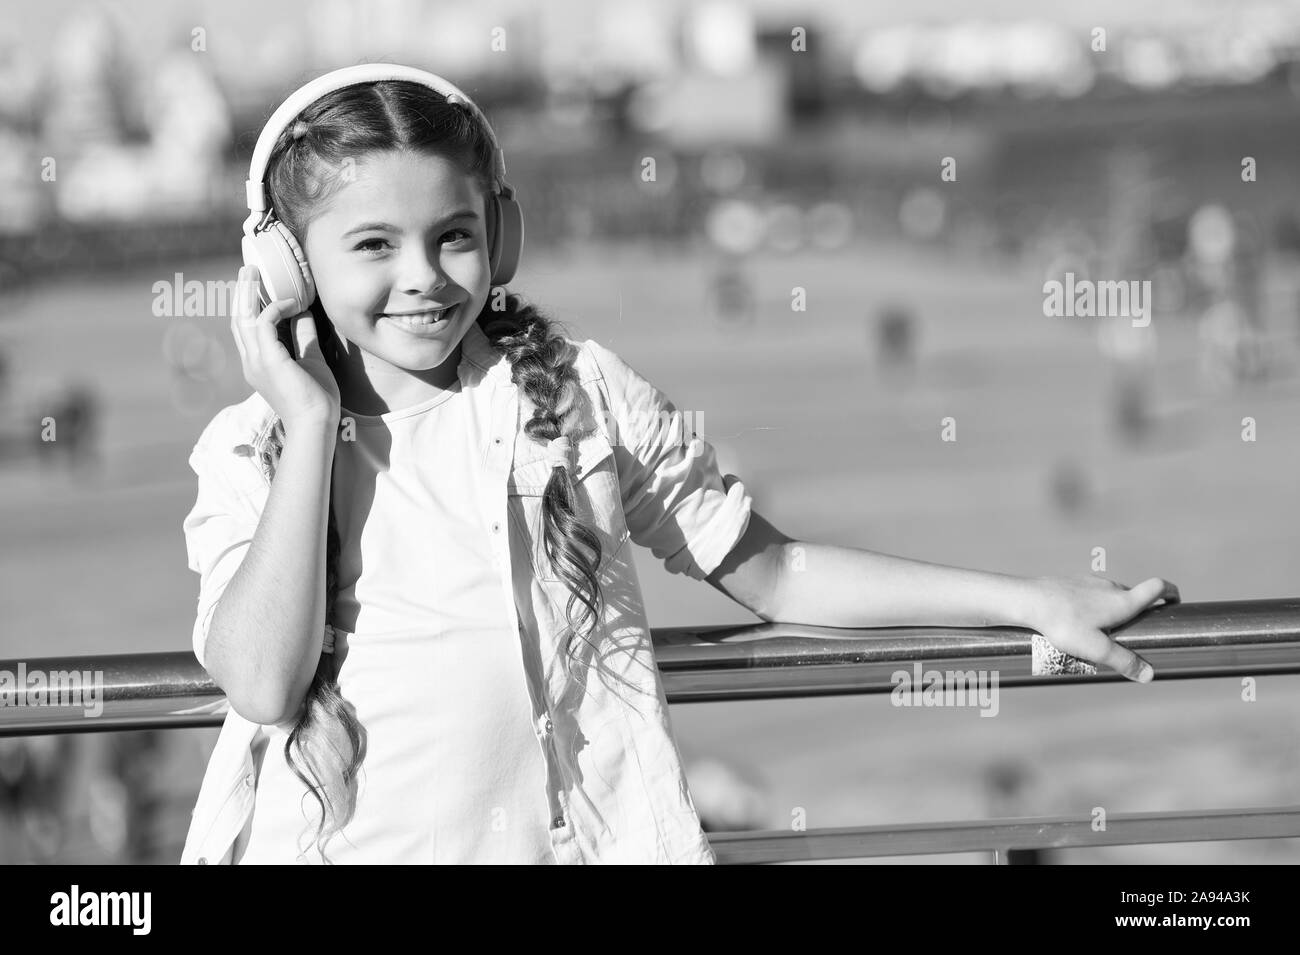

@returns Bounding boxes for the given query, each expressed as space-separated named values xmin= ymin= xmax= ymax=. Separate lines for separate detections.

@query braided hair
xmin=256 ymin=80 xmax=606 ymax=863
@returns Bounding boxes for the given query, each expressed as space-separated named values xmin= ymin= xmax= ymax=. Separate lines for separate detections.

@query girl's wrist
xmin=1012 ymin=575 xmax=1053 ymax=632
xmin=284 ymin=412 xmax=340 ymax=440
xmin=283 ymin=418 xmax=340 ymax=457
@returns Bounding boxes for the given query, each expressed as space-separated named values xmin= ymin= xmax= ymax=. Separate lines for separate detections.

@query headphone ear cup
xmin=489 ymin=193 xmax=524 ymax=287
xmin=241 ymin=220 xmax=315 ymax=314
xmin=275 ymin=222 xmax=316 ymax=307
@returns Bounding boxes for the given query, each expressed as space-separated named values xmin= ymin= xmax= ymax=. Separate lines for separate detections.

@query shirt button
xmin=244 ymin=773 xmax=254 ymax=788
xmin=537 ymin=715 xmax=553 ymax=736
xmin=551 ymin=814 xmax=565 ymax=830
xmin=491 ymin=521 xmax=501 ymax=533
xmin=197 ymin=857 xmax=208 ymax=865
xmin=494 ymin=437 xmax=502 ymax=445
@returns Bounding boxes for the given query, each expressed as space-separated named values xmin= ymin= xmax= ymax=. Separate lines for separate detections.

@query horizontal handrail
xmin=708 ymin=804 xmax=1300 ymax=864
xmin=3 ymin=597 xmax=1298 ymax=863
xmin=655 ymin=596 xmax=1300 ymax=702
xmin=1 ymin=598 xmax=1298 ymax=736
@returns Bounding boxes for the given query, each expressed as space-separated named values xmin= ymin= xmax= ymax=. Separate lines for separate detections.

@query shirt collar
xmin=458 ymin=320 xmax=511 ymax=388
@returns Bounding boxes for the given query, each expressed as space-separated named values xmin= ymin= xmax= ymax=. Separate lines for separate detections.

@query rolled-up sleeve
xmin=182 ymin=411 xmax=261 ymax=670
xmin=582 ymin=340 xmax=752 ymax=581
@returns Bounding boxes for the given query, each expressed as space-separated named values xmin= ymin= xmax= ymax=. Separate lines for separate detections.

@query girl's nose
xmin=397 ymin=244 xmax=448 ymax=296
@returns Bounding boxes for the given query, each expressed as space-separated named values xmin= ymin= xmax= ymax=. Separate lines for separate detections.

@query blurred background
xmin=3 ymin=0 xmax=1300 ymax=864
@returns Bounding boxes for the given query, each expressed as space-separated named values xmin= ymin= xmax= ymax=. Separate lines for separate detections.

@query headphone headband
xmin=245 ymin=62 xmax=508 ymax=214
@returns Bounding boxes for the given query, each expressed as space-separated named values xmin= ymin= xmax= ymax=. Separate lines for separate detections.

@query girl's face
xmin=301 ymin=149 xmax=492 ymax=403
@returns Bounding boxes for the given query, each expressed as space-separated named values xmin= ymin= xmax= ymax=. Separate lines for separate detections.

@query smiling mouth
xmin=380 ymin=305 xmax=456 ymax=327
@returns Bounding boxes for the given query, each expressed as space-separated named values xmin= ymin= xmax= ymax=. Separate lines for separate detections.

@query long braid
xmin=480 ymin=296 xmax=607 ymax=672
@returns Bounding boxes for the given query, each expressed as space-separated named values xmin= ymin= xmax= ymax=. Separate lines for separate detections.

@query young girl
xmin=180 ymin=64 xmax=1178 ymax=865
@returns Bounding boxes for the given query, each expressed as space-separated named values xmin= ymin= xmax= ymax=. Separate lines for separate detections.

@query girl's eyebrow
xmin=342 ymin=210 xmax=479 ymax=237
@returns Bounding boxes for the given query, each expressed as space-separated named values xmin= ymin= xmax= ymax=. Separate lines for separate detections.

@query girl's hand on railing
xmin=1027 ymin=575 xmax=1180 ymax=683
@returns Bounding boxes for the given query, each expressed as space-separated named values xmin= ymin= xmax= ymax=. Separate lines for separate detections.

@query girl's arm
xmin=708 ymin=506 xmax=1177 ymax=684
xmin=204 ymin=418 xmax=337 ymax=725
xmin=766 ymin=541 xmax=1048 ymax=631
xmin=584 ymin=337 xmax=1175 ymax=683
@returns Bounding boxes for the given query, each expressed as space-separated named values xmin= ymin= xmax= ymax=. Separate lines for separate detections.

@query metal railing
xmin=3 ymin=597 xmax=1299 ymax=862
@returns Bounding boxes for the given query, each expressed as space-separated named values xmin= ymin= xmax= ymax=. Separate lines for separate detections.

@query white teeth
xmin=386 ymin=306 xmax=452 ymax=327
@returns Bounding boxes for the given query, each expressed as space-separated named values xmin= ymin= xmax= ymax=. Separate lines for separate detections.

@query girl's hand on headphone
xmin=231 ymin=265 xmax=340 ymax=431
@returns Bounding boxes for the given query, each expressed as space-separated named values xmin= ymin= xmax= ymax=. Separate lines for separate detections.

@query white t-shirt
xmin=234 ymin=381 xmax=555 ymax=864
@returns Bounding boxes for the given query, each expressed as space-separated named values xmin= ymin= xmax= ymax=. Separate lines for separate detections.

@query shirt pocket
xmin=507 ymin=431 xmax=631 ymax=584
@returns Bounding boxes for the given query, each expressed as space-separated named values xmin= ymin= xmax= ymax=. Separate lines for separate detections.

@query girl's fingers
xmin=1080 ymin=629 xmax=1154 ymax=683
xmin=230 ymin=266 xmax=259 ymax=362
xmin=293 ymin=310 xmax=319 ymax=361
xmin=230 ymin=309 xmax=247 ymax=363
xmin=252 ymin=297 xmax=297 ymax=357
xmin=1128 ymin=576 xmax=1180 ymax=612
xmin=233 ymin=266 xmax=261 ymax=328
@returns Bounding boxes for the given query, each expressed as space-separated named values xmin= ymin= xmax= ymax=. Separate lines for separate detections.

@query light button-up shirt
xmin=179 ymin=322 xmax=753 ymax=864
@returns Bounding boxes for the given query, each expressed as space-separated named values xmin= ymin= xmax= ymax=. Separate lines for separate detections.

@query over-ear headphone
xmin=241 ymin=62 xmax=524 ymax=315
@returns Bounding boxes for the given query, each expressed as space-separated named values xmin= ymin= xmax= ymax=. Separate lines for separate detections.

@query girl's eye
xmin=354 ymin=230 xmax=474 ymax=255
